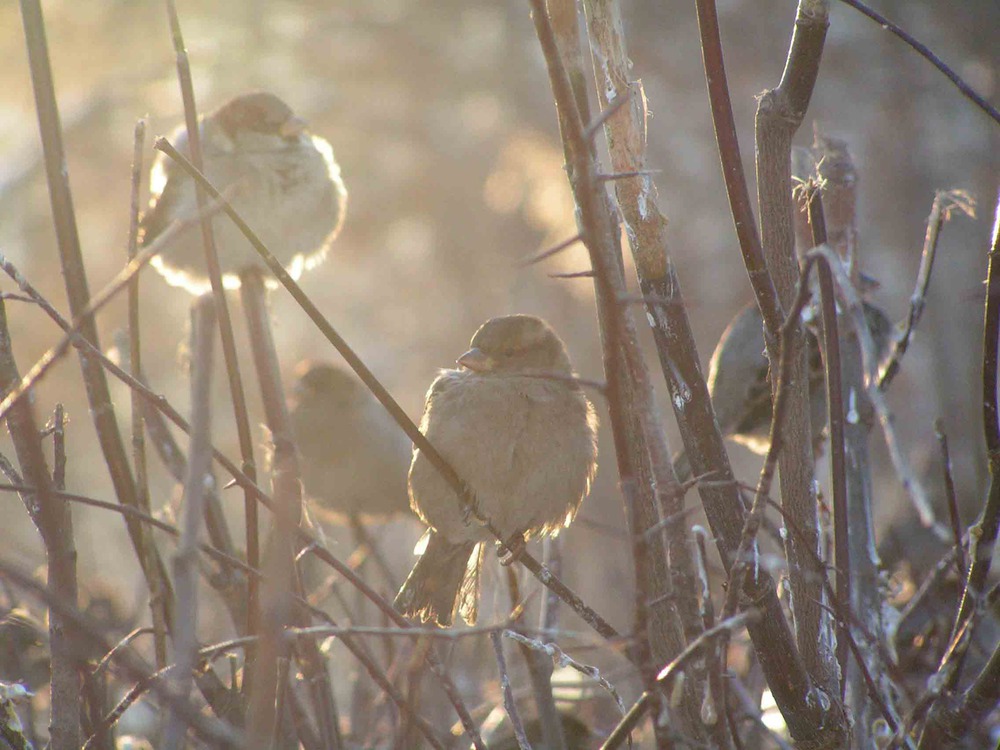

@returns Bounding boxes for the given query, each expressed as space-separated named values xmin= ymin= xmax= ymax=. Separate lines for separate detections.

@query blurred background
xmin=0 ymin=0 xmax=997 ymax=743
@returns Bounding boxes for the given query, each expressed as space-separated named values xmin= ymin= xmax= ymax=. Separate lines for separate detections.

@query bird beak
xmin=280 ymin=115 xmax=308 ymax=139
xmin=457 ymin=348 xmax=494 ymax=372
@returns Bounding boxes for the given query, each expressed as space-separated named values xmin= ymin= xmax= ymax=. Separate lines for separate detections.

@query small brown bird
xmin=673 ymin=300 xmax=893 ymax=479
xmin=394 ymin=315 xmax=598 ymax=626
xmin=142 ymin=91 xmax=346 ymax=295
xmin=288 ymin=360 xmax=411 ymax=523
xmin=0 ymin=608 xmax=49 ymax=690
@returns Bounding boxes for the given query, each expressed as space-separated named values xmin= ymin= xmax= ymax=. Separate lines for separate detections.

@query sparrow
xmin=0 ymin=608 xmax=49 ymax=690
xmin=673 ymin=300 xmax=893 ymax=480
xmin=288 ymin=360 xmax=411 ymax=523
xmin=141 ymin=91 xmax=347 ymax=295
xmin=394 ymin=315 xmax=598 ymax=626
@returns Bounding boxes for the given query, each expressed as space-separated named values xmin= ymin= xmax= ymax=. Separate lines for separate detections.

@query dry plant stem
xmin=720 ymin=257 xmax=835 ymax=740
xmin=765 ymin=498 xmax=903 ymax=737
xmin=804 ymin=188 xmax=849 ymax=696
xmin=534 ymin=538 xmax=568 ymax=750
xmin=502 ymin=630 xmax=626 ymax=713
xmin=934 ymin=195 xmax=1000 ymax=701
xmin=164 ymin=0 xmax=261 ymax=643
xmin=582 ymin=0 xmax=826 ymax=738
xmin=693 ymin=528 xmax=728 ymax=745
xmin=935 ymin=424 xmax=965 ymax=578
xmin=834 ymin=0 xmax=1000 ymax=126
xmin=580 ymin=3 xmax=711 ymax=742
xmin=82 ymin=665 xmax=111 ymax=750
xmin=239 ymin=270 xmax=342 ymax=750
xmin=0 ymin=299 xmax=81 ymax=749
xmin=880 ymin=190 xmax=976 ymax=390
xmin=52 ymin=402 xmax=66 ymax=489
xmin=127 ymin=118 xmax=168 ymax=671
xmin=0 ymin=559 xmax=242 ymax=748
xmin=755 ymin=0 xmax=839 ymax=697
xmin=152 ymin=137 xmax=621 ymax=646
xmin=491 ymin=631 xmax=531 ymax=750
xmin=693 ymin=0 xmax=783 ymax=335
xmin=505 ymin=566 xmax=566 ymax=750
xmin=599 ymin=612 xmax=758 ymax=750
xmin=164 ymin=296 xmax=216 ymax=750
xmin=810 ymin=141 xmax=898 ymax=737
xmin=137 ymin=398 xmax=241 ymax=605
xmin=18 ymin=0 xmax=173 ymax=637
xmin=813 ymin=246 xmax=935 ymax=526
xmin=533 ymin=6 xmax=687 ymax=744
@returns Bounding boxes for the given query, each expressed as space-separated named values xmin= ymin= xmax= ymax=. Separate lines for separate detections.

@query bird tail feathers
xmin=393 ymin=533 xmax=481 ymax=627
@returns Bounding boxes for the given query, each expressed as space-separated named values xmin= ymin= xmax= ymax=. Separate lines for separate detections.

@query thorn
xmin=518 ymin=233 xmax=583 ymax=267
xmin=584 ymin=91 xmax=632 ymax=143
xmin=595 ymin=169 xmax=660 ymax=183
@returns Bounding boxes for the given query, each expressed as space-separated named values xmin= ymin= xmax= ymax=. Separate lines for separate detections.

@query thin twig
xmin=503 ymin=630 xmax=626 ymax=715
xmin=937 ymin=193 xmax=1000 ymax=696
xmin=880 ymin=190 xmax=976 ymax=390
xmin=164 ymin=0 xmax=262 ymax=645
xmin=0 ymin=298 xmax=81 ymax=748
xmin=810 ymin=245 xmax=937 ymax=529
xmin=765 ymin=499 xmax=904 ymax=739
xmin=491 ymin=631 xmax=531 ymax=750
xmin=756 ymin=0 xmax=839 ymax=699
xmin=834 ymin=0 xmax=1000 ymax=126
xmin=804 ymin=185 xmax=849 ymax=696
xmin=239 ymin=268 xmax=342 ymax=750
xmin=126 ymin=118 xmax=168 ymax=671
xmin=531 ymin=10 xmax=690 ymax=746
xmin=19 ymin=0 xmax=173 ymax=648
xmin=692 ymin=0 xmax=782 ymax=334
xmin=599 ymin=612 xmax=759 ymax=750
xmin=935 ymin=421 xmax=965 ymax=579
xmin=163 ymin=296 xmax=216 ymax=750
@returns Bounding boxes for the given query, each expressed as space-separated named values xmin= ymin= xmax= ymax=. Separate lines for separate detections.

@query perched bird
xmin=673 ymin=300 xmax=894 ymax=480
xmin=394 ymin=315 xmax=598 ymax=626
xmin=0 ymin=608 xmax=48 ymax=690
xmin=288 ymin=360 xmax=411 ymax=523
xmin=142 ymin=91 xmax=346 ymax=295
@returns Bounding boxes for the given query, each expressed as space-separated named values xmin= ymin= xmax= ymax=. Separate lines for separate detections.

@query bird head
xmin=459 ymin=314 xmax=573 ymax=376
xmin=211 ymin=91 xmax=308 ymax=149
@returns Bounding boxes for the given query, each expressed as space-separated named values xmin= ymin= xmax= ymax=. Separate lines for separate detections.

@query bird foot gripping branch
xmin=498 ymin=533 xmax=527 ymax=567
